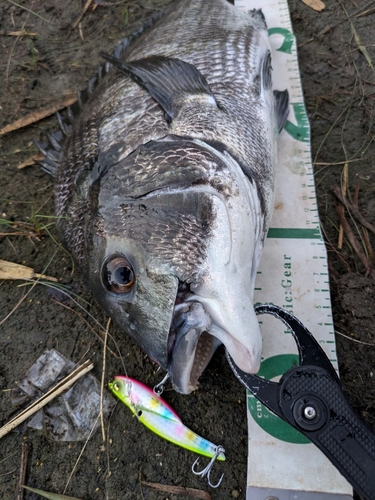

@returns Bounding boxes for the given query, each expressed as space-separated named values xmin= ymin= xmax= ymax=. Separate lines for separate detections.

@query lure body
xmin=109 ymin=376 xmax=225 ymax=461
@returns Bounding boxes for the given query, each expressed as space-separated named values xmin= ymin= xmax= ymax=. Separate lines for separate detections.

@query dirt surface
xmin=0 ymin=1 xmax=374 ymax=499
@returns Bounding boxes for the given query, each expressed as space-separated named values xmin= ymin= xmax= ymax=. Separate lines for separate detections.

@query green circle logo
xmin=248 ymin=354 xmax=310 ymax=444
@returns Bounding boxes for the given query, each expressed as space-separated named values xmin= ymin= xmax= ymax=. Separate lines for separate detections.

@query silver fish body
xmin=42 ymin=0 xmax=289 ymax=394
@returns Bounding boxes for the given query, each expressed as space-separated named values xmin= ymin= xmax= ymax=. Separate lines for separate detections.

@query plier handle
xmin=227 ymin=303 xmax=375 ymax=500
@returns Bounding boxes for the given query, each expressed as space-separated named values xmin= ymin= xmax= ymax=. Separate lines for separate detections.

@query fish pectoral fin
xmin=259 ymin=51 xmax=289 ymax=134
xmin=261 ymin=50 xmax=272 ymax=90
xmin=99 ymin=53 xmax=218 ymax=121
xmin=274 ymin=89 xmax=290 ymax=133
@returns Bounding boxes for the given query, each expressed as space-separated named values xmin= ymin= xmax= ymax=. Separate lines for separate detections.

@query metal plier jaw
xmin=226 ymin=303 xmax=375 ymax=500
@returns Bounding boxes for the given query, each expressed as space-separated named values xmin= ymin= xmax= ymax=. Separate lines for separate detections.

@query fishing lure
xmin=108 ymin=376 xmax=225 ymax=487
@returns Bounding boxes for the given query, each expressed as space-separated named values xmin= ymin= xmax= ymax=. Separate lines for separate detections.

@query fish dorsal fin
xmin=273 ymin=89 xmax=290 ymax=134
xmin=99 ymin=52 xmax=218 ymax=120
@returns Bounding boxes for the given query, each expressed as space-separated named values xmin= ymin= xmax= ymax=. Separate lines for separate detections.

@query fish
xmin=38 ymin=0 xmax=289 ymax=394
xmin=108 ymin=375 xmax=226 ymax=461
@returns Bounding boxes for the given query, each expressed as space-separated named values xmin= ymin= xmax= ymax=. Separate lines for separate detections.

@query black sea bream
xmin=39 ymin=0 xmax=289 ymax=394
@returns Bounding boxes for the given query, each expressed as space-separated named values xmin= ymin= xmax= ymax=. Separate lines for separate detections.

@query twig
xmin=100 ymin=318 xmax=111 ymax=443
xmin=142 ymin=481 xmax=212 ymax=500
xmin=353 ymin=181 xmax=360 ymax=209
xmin=78 ymin=23 xmax=84 ymax=42
xmin=0 ymin=450 xmax=19 ymax=466
xmin=0 ymin=231 xmax=37 ymax=237
xmin=5 ymin=7 xmax=29 ymax=89
xmin=0 ymin=217 xmax=46 ymax=238
xmin=0 ymin=30 xmax=38 ymax=37
xmin=336 ymin=330 xmax=375 ymax=346
xmin=332 ymin=185 xmax=375 ymax=236
xmin=17 ymin=153 xmax=44 ymax=169
xmin=139 ymin=472 xmax=146 ymax=500
xmin=0 ymin=468 xmax=18 ymax=477
xmin=320 ymin=223 xmax=351 ymax=273
xmin=67 ymin=0 xmax=93 ymax=38
xmin=52 ymin=299 xmax=119 ymax=358
xmin=0 ymin=95 xmax=77 ymax=136
xmin=356 ymin=7 xmax=375 ymax=17
xmin=338 ymin=0 xmax=374 ymax=68
xmin=354 ymin=183 xmax=375 ymax=260
xmin=0 ymin=259 xmax=57 ymax=282
xmin=63 ymin=413 xmax=100 ymax=494
xmin=298 ymin=37 xmax=315 ymax=48
xmin=0 ymin=247 xmax=60 ymax=327
xmin=0 ymin=290 xmax=28 ymax=327
xmin=314 ymin=158 xmax=364 ymax=166
xmin=104 ymin=401 xmax=116 ymax=483
xmin=350 ymin=19 xmax=373 ymax=68
xmin=23 ymin=485 xmax=82 ymax=499
xmin=17 ymin=443 xmax=30 ymax=500
xmin=334 ymin=199 xmax=375 ymax=280
xmin=0 ymin=360 xmax=93 ymax=439
xmin=5 ymin=0 xmax=53 ymax=24
xmin=361 ymin=227 xmax=375 ymax=262
xmin=338 ymin=163 xmax=348 ymax=249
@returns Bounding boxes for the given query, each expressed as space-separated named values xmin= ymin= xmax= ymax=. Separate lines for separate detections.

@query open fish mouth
xmin=170 ymin=328 xmax=221 ymax=395
xmin=168 ymin=285 xmax=262 ymax=394
xmin=168 ymin=300 xmax=219 ymax=394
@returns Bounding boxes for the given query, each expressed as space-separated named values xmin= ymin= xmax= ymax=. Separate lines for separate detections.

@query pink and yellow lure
xmin=108 ymin=376 xmax=225 ymax=462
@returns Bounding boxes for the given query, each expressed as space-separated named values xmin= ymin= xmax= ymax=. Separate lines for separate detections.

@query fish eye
xmin=104 ymin=256 xmax=135 ymax=294
xmin=113 ymin=381 xmax=120 ymax=391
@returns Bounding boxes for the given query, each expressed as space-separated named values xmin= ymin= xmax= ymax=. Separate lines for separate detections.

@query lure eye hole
xmin=104 ymin=256 xmax=135 ymax=294
xmin=113 ymin=381 xmax=120 ymax=392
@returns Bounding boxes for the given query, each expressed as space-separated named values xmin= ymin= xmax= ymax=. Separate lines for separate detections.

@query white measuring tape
xmin=235 ymin=1 xmax=353 ymax=498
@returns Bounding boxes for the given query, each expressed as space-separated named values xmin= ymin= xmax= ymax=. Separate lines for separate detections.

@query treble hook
xmin=191 ymin=445 xmax=226 ymax=488
xmin=153 ymin=372 xmax=169 ymax=395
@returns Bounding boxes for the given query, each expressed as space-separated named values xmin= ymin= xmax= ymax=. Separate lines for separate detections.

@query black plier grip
xmin=226 ymin=303 xmax=375 ymax=500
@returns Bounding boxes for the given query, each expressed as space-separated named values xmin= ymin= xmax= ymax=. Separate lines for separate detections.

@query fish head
xmin=108 ymin=376 xmax=133 ymax=407
xmin=88 ymin=142 xmax=264 ymax=394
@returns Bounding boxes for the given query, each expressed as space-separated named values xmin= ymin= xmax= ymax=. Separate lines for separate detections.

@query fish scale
xmin=103 ymin=142 xmax=229 ymax=197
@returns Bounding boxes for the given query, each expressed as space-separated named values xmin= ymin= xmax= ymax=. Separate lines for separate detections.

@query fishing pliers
xmin=227 ymin=303 xmax=375 ymax=500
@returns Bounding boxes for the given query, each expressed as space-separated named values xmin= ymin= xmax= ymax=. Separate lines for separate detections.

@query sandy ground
xmin=0 ymin=1 xmax=374 ymax=499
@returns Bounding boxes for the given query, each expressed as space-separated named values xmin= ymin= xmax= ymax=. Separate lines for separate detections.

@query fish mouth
xmin=168 ymin=300 xmax=221 ymax=394
xmin=168 ymin=286 xmax=261 ymax=394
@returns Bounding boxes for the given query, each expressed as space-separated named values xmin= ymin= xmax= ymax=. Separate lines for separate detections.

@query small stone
xmin=231 ymin=489 xmax=240 ymax=498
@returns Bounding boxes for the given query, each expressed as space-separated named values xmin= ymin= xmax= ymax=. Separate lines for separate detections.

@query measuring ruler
xmin=235 ymin=1 xmax=353 ymax=498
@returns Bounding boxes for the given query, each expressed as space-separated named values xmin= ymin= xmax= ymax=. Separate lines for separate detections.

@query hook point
xmin=191 ymin=445 xmax=225 ymax=488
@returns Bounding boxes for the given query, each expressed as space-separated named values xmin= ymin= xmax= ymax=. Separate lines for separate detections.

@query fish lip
xmin=168 ymin=301 xmax=220 ymax=394
xmin=169 ymin=327 xmax=201 ymax=394
xmin=209 ymin=323 xmax=261 ymax=374
xmin=167 ymin=298 xmax=262 ymax=394
xmin=169 ymin=329 xmax=222 ymax=394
